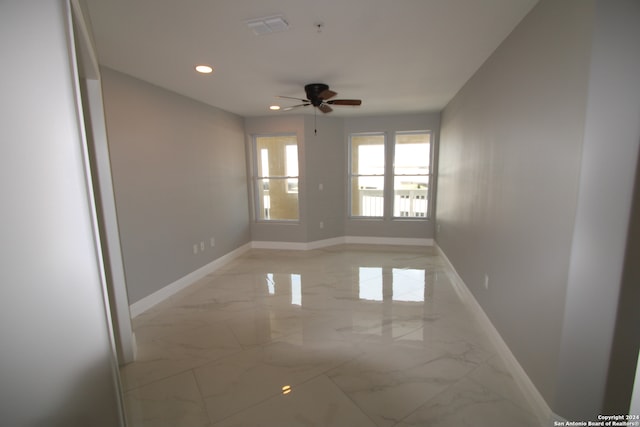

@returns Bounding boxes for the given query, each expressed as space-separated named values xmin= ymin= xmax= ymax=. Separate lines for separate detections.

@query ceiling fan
xmin=278 ymin=83 xmax=362 ymax=114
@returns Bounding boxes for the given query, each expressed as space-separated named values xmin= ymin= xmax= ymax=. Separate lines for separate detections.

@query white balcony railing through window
xmin=357 ymin=189 xmax=428 ymax=218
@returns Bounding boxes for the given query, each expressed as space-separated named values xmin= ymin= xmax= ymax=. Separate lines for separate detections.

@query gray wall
xmin=436 ymin=0 xmax=592 ymax=414
xmin=437 ymin=0 xmax=640 ymax=420
xmin=555 ymin=0 xmax=640 ymax=419
xmin=345 ymin=113 xmax=440 ymax=239
xmin=304 ymin=115 xmax=347 ymax=242
xmin=101 ymin=68 xmax=250 ymax=304
xmin=0 ymin=1 xmax=124 ymax=425
xmin=604 ymin=140 xmax=640 ymax=414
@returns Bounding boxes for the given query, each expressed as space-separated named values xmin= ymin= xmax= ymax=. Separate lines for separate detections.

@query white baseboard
xmin=252 ymin=236 xmax=434 ymax=251
xmin=129 ymin=243 xmax=251 ymax=318
xmin=435 ymin=243 xmax=553 ymax=427
xmin=307 ymin=236 xmax=347 ymax=250
xmin=250 ymin=240 xmax=311 ymax=250
xmin=344 ymin=236 xmax=433 ymax=247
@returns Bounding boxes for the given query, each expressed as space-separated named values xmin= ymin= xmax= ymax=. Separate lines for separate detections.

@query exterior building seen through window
xmin=254 ymin=134 xmax=299 ymax=221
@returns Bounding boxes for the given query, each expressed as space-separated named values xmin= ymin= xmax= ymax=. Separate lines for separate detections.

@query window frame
xmin=348 ymin=132 xmax=386 ymax=219
xmin=252 ymin=133 xmax=300 ymax=222
xmin=392 ymin=130 xmax=432 ymax=219
xmin=347 ymin=130 xmax=433 ymax=221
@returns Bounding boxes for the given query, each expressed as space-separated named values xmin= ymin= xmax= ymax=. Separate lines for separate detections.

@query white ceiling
xmin=84 ymin=0 xmax=537 ymax=118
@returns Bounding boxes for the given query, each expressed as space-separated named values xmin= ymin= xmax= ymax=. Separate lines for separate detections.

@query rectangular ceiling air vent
xmin=247 ymin=15 xmax=289 ymax=35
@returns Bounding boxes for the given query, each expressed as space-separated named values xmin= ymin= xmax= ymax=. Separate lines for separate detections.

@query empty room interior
xmin=1 ymin=0 xmax=640 ymax=426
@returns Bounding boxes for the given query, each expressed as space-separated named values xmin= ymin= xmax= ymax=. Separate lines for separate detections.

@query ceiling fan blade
xmin=282 ymin=103 xmax=310 ymax=111
xmin=318 ymin=103 xmax=333 ymax=114
xmin=277 ymin=95 xmax=309 ymax=102
xmin=318 ymin=89 xmax=337 ymax=100
xmin=327 ymin=99 xmax=362 ymax=106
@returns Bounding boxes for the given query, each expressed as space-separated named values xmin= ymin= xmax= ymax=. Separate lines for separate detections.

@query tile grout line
xmin=189 ymin=368 xmax=214 ymax=426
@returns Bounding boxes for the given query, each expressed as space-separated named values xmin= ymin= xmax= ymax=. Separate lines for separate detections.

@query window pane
xmin=287 ymin=178 xmax=298 ymax=194
xmin=393 ymin=132 xmax=430 ymax=218
xmin=394 ymin=133 xmax=430 ymax=173
xmin=351 ymin=176 xmax=384 ymax=217
xmin=259 ymin=148 xmax=269 ymax=177
xmin=393 ymin=176 xmax=428 ymax=217
xmin=285 ymin=144 xmax=298 ymax=177
xmin=256 ymin=177 xmax=299 ymax=220
xmin=351 ymin=134 xmax=385 ymax=175
xmin=350 ymin=134 xmax=384 ymax=217
xmin=254 ymin=135 xmax=299 ymax=221
xmin=256 ymin=135 xmax=297 ymax=177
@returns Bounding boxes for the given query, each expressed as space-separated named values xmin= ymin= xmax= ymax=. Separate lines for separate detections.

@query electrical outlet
xmin=200 ymin=241 xmax=205 ymax=251
xmin=484 ymin=274 xmax=489 ymax=290
xmin=319 ymin=221 xmax=324 ymax=229
xmin=210 ymin=237 xmax=215 ymax=247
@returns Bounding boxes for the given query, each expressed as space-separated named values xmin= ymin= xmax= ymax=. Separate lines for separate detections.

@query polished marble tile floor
xmin=120 ymin=245 xmax=541 ymax=426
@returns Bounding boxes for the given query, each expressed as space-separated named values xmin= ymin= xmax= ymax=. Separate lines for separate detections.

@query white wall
xmin=80 ymin=77 xmax=135 ymax=365
xmin=0 ymin=1 xmax=124 ymax=425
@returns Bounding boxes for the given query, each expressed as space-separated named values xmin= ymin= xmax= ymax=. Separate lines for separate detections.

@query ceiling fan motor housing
xmin=305 ymin=83 xmax=330 ymax=106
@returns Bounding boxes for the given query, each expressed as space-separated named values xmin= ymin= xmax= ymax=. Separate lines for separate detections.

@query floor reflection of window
xmin=359 ymin=267 xmax=383 ymax=301
xmin=291 ymin=274 xmax=301 ymax=306
xmin=392 ymin=268 xmax=425 ymax=302
xmin=266 ymin=273 xmax=275 ymax=295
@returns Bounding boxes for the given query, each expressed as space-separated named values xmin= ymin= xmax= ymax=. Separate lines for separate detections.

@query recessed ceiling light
xmin=195 ymin=65 xmax=213 ymax=74
xmin=269 ymin=105 xmax=281 ymax=111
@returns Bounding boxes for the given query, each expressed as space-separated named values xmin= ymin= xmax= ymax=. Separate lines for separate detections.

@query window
xmin=348 ymin=131 xmax=432 ymax=219
xmin=349 ymin=133 xmax=385 ymax=217
xmin=254 ymin=134 xmax=299 ymax=221
xmin=393 ymin=132 xmax=430 ymax=218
